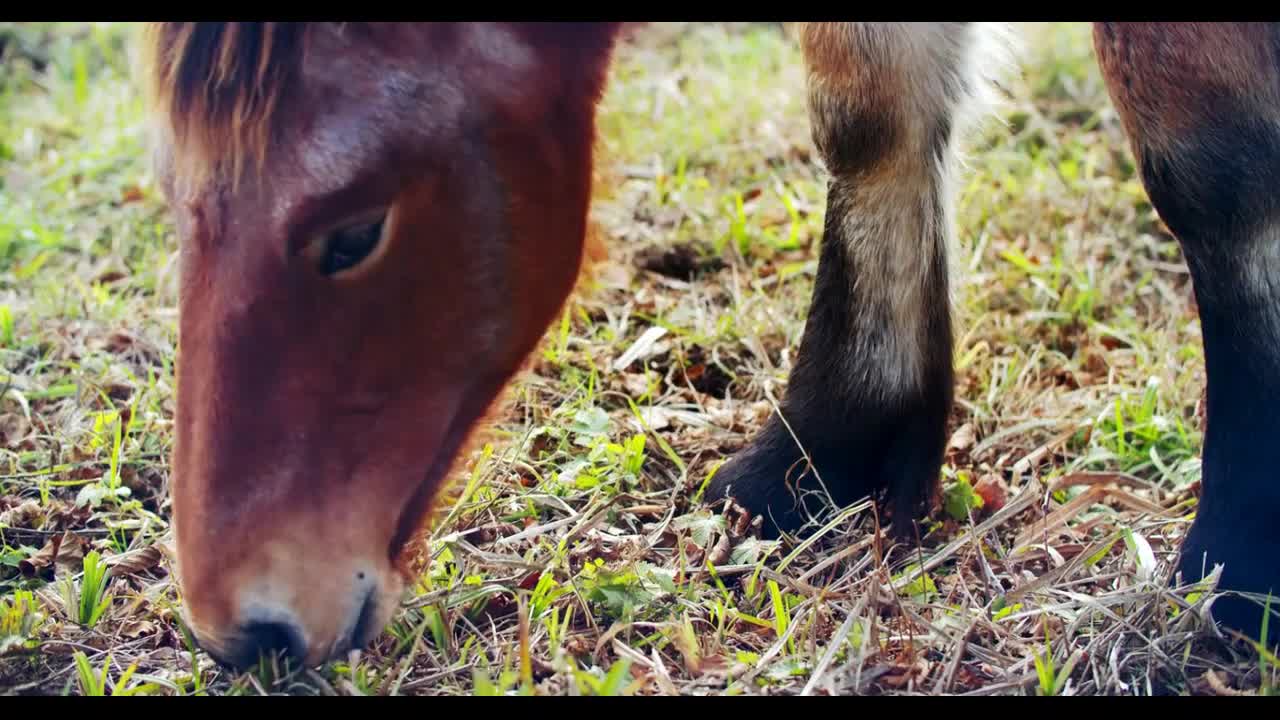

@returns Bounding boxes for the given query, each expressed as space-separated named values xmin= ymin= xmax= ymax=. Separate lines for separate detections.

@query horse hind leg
xmin=1094 ymin=22 xmax=1280 ymax=645
xmin=707 ymin=22 xmax=1016 ymax=537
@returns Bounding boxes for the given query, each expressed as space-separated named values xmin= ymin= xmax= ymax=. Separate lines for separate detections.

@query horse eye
xmin=321 ymin=216 xmax=386 ymax=275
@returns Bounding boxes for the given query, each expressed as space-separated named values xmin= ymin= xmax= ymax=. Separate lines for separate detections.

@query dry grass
xmin=0 ymin=22 xmax=1276 ymax=696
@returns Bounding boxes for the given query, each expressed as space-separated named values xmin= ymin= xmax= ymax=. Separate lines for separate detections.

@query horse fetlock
xmin=1178 ymin=503 xmax=1280 ymax=646
xmin=707 ymin=384 xmax=949 ymax=539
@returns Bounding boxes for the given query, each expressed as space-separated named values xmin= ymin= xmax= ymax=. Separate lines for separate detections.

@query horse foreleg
xmin=1094 ymin=22 xmax=1280 ymax=645
xmin=708 ymin=22 xmax=1015 ymax=537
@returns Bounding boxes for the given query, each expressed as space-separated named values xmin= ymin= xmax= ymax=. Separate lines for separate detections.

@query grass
xmin=0 ymin=21 xmax=1275 ymax=696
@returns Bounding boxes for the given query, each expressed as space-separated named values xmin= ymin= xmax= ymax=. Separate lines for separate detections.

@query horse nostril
xmin=237 ymin=620 xmax=307 ymax=666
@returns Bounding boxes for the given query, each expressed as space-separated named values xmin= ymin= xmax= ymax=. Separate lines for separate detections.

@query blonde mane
xmin=137 ymin=22 xmax=322 ymax=193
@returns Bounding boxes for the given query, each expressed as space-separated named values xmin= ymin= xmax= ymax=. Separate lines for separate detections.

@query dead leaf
xmin=729 ymin=505 xmax=753 ymax=538
xmin=974 ymin=474 xmax=1009 ymax=514
xmin=17 ymin=534 xmax=60 ymax=578
xmin=106 ymin=545 xmax=165 ymax=578
xmin=707 ymin=533 xmax=733 ymax=565
xmin=948 ymin=423 xmax=976 ymax=452
xmin=1051 ymin=367 xmax=1081 ymax=389
xmin=879 ymin=657 xmax=932 ymax=689
xmin=45 ymin=501 xmax=93 ymax=531
xmin=1099 ymin=335 xmax=1130 ymax=350
xmin=0 ymin=414 xmax=32 ymax=449
xmin=564 ymin=635 xmax=592 ymax=657
xmin=0 ymin=498 xmax=42 ymax=528
xmin=622 ymin=372 xmax=654 ymax=398
xmin=684 ymin=364 xmax=706 ymax=383
xmin=668 ymin=620 xmax=702 ymax=676
xmin=1202 ymin=669 xmax=1254 ymax=696
xmin=637 ymin=406 xmax=671 ymax=431
xmin=120 ymin=186 xmax=145 ymax=204
xmin=54 ymin=533 xmax=89 ymax=575
xmin=119 ymin=618 xmax=157 ymax=639
xmin=1083 ymin=351 xmax=1108 ymax=376
xmin=682 ymin=345 xmax=732 ymax=397
xmin=19 ymin=531 xmax=87 ymax=578
xmin=93 ymin=269 xmax=128 ymax=285
xmin=87 ymin=330 xmax=136 ymax=355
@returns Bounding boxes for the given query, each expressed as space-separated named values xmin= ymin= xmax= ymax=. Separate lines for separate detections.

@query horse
xmin=135 ymin=22 xmax=1280 ymax=672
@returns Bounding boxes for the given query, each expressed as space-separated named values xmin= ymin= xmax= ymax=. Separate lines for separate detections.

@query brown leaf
xmin=729 ymin=504 xmax=752 ymax=538
xmin=1083 ymin=351 xmax=1109 ymax=376
xmin=45 ymin=501 xmax=93 ymax=531
xmin=93 ymin=269 xmax=128 ymax=285
xmin=87 ymin=330 xmax=137 ymax=355
xmin=119 ymin=619 xmax=157 ymax=639
xmin=668 ymin=624 xmax=702 ymax=676
xmin=478 ymin=592 xmax=517 ymax=620
xmin=106 ymin=545 xmax=165 ymax=578
xmin=18 ymin=534 xmax=60 ymax=578
xmin=54 ymin=533 xmax=89 ymax=575
xmin=474 ymin=522 xmax=521 ymax=543
xmin=1098 ymin=334 xmax=1130 ymax=350
xmin=0 ymin=499 xmax=43 ymax=528
xmin=1201 ymin=669 xmax=1255 ymax=696
xmin=707 ymin=533 xmax=733 ymax=566
xmin=19 ymin=531 xmax=87 ymax=578
xmin=0 ymin=414 xmax=32 ymax=449
xmin=120 ymin=186 xmax=145 ymax=204
xmin=681 ymin=539 xmax=705 ymax=566
xmin=974 ymin=473 xmax=1009 ymax=514
xmin=684 ymin=363 xmax=706 ymax=383
xmin=564 ymin=635 xmax=592 ymax=657
xmin=1051 ymin=367 xmax=1081 ymax=390
xmin=879 ymin=658 xmax=932 ymax=688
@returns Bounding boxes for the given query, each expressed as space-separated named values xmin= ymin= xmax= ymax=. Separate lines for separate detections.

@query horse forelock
xmin=139 ymin=22 xmax=326 ymax=195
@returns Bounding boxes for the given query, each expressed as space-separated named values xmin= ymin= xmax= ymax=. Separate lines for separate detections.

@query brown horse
xmin=137 ymin=22 xmax=1279 ymax=671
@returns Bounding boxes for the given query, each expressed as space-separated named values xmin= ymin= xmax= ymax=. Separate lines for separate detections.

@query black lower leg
xmin=708 ymin=184 xmax=954 ymax=538
xmin=1095 ymin=22 xmax=1280 ymax=644
xmin=707 ymin=22 xmax=1007 ymax=538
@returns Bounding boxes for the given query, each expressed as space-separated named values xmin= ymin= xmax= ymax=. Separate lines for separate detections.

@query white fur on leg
xmin=799 ymin=22 xmax=1020 ymax=401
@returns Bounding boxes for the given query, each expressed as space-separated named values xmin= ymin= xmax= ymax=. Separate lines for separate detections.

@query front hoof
xmin=704 ymin=413 xmax=941 ymax=541
xmin=1177 ymin=516 xmax=1280 ymax=646
xmin=705 ymin=433 xmax=828 ymax=539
